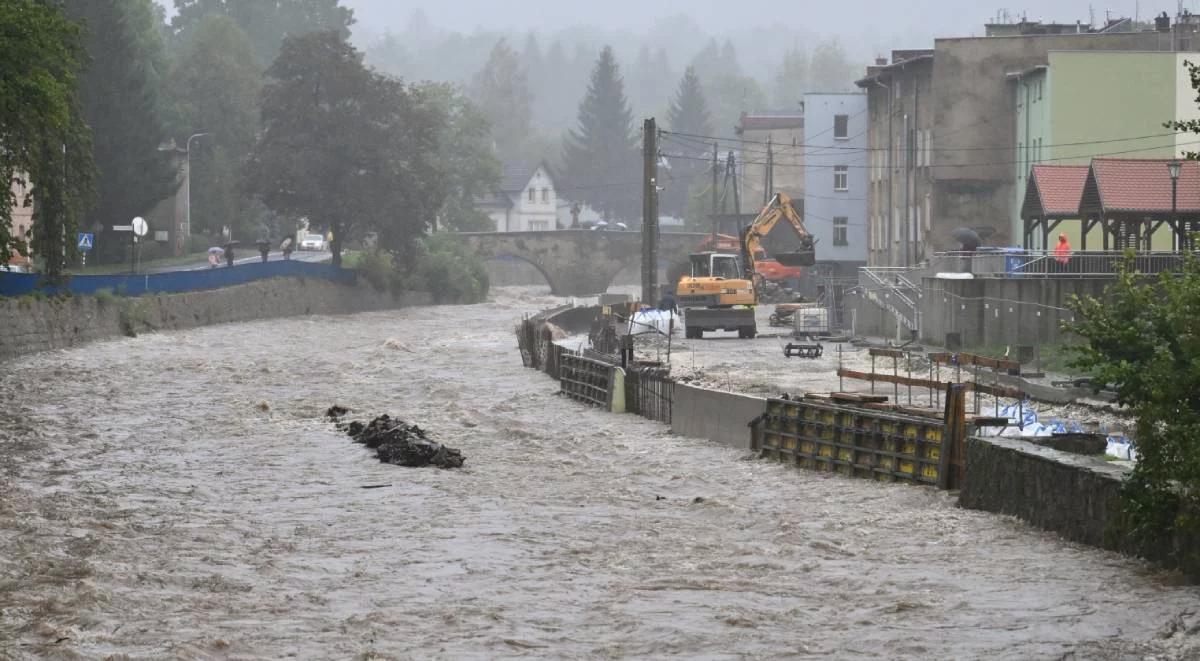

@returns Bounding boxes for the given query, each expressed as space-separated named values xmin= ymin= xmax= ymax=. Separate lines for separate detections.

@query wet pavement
xmin=0 ymin=287 xmax=1197 ymax=659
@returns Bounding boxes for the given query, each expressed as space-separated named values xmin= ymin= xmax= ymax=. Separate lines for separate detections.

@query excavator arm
xmin=741 ymin=193 xmax=816 ymax=279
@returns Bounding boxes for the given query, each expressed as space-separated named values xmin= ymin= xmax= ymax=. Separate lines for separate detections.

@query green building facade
xmin=1013 ymin=51 xmax=1199 ymax=249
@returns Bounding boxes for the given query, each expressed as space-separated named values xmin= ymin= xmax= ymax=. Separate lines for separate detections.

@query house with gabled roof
xmin=476 ymin=161 xmax=559 ymax=232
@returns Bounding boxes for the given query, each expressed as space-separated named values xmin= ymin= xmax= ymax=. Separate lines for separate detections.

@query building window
xmin=834 ymin=114 xmax=849 ymax=139
xmin=833 ymin=217 xmax=849 ymax=246
xmin=541 ymin=188 xmax=550 ymax=203
xmin=528 ymin=188 xmax=535 ymax=202
xmin=833 ymin=165 xmax=849 ymax=191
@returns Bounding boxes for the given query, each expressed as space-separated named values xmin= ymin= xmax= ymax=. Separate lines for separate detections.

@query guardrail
xmin=0 ymin=260 xmax=356 ymax=297
xmin=928 ymin=250 xmax=1188 ymax=278
xmin=859 ymin=266 xmax=920 ymax=332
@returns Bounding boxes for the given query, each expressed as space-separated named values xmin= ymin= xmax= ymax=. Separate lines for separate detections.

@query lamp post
xmin=184 ymin=132 xmax=212 ymax=253
xmin=1169 ymin=160 xmax=1182 ymax=251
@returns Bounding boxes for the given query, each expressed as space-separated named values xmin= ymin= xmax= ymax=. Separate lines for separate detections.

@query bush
xmin=1068 ymin=253 xmax=1200 ymax=577
xmin=413 ymin=234 xmax=489 ymax=304
xmin=356 ymin=250 xmax=394 ymax=293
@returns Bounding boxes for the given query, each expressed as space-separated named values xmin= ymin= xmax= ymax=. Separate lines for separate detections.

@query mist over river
xmin=1 ymin=287 xmax=1197 ymax=659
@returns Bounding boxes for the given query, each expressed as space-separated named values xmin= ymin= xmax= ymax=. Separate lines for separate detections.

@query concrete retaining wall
xmin=0 ymin=278 xmax=430 ymax=363
xmin=670 ymin=383 xmax=765 ymax=449
xmin=959 ymin=436 xmax=1128 ymax=548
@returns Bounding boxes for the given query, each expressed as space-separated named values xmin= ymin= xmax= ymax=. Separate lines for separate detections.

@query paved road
xmin=146 ymin=248 xmax=330 ymax=273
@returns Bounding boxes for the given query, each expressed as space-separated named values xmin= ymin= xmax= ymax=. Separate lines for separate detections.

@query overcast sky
xmin=342 ymin=0 xmax=1200 ymax=43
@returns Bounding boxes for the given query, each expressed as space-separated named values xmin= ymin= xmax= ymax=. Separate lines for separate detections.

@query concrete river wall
xmin=0 ymin=278 xmax=429 ymax=362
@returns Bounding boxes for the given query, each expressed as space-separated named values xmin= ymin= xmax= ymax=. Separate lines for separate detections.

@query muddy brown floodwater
xmin=1 ymin=286 xmax=1198 ymax=659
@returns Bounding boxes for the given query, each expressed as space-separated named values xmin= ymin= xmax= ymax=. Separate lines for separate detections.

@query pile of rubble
xmin=326 ymin=406 xmax=464 ymax=469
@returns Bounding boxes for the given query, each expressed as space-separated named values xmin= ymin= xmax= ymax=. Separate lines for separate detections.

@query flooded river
xmin=1 ymin=287 xmax=1197 ymax=659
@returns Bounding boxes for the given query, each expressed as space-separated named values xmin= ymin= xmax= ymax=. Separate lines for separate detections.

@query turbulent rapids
xmin=1 ymin=287 xmax=1197 ymax=659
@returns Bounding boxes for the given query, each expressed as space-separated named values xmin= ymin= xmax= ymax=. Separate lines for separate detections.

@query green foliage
xmin=560 ymin=46 xmax=639 ymax=222
xmin=171 ymin=0 xmax=354 ymax=68
xmin=418 ymin=83 xmax=501 ymax=232
xmin=247 ymin=31 xmax=447 ymax=268
xmin=93 ymin=287 xmax=118 ymax=307
xmin=808 ymin=38 xmax=855 ymax=93
xmin=412 ymin=234 xmax=490 ymax=304
xmin=663 ymin=67 xmax=714 ymax=217
xmin=469 ymin=39 xmax=531 ymax=157
xmin=167 ymin=15 xmax=261 ymax=239
xmin=0 ymin=0 xmax=95 ymax=283
xmin=65 ymin=0 xmax=177 ymax=266
xmin=356 ymin=250 xmax=394 ymax=293
xmin=1068 ymin=255 xmax=1200 ymax=573
xmin=773 ymin=48 xmax=808 ymax=107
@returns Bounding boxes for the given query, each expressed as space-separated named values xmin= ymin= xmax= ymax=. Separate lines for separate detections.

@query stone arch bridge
xmin=460 ymin=230 xmax=708 ymax=296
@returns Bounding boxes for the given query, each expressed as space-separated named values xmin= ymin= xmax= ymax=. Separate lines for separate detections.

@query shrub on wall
xmin=1068 ymin=253 xmax=1200 ymax=578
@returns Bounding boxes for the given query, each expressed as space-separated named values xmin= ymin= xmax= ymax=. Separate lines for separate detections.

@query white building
xmin=478 ymin=161 xmax=559 ymax=232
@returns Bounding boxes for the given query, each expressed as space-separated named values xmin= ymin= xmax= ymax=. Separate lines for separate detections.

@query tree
xmin=172 ymin=0 xmax=354 ymax=68
xmin=809 ymin=38 xmax=854 ymax=92
xmin=773 ymin=47 xmax=809 ymax=108
xmin=0 ymin=0 xmax=95 ymax=281
xmin=417 ymin=83 xmax=501 ymax=232
xmin=706 ymin=75 xmax=768 ymax=136
xmin=663 ymin=67 xmax=714 ymax=217
xmin=65 ymin=0 xmax=178 ymax=264
xmin=469 ymin=39 xmax=532 ymax=157
xmin=560 ymin=46 xmax=639 ymax=222
xmin=247 ymin=31 xmax=446 ymax=268
xmin=167 ymin=15 xmax=261 ymax=238
xmin=1068 ymin=257 xmax=1200 ymax=575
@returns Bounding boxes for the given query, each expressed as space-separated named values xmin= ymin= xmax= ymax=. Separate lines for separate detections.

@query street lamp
xmin=184 ymin=132 xmax=212 ymax=252
xmin=1169 ymin=160 xmax=1182 ymax=251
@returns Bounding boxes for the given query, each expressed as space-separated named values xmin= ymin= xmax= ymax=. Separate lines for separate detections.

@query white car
xmin=299 ymin=234 xmax=325 ymax=251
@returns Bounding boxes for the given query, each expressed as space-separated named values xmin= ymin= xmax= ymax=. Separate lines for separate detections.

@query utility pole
xmin=764 ymin=136 xmax=773 ymax=207
xmin=728 ymin=151 xmax=741 ymax=215
xmin=712 ymin=142 xmax=719 ymax=241
xmin=642 ymin=118 xmax=659 ymax=305
xmin=904 ymin=112 xmax=911 ymax=267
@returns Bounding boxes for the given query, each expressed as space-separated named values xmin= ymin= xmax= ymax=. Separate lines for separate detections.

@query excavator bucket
xmin=774 ymin=249 xmax=816 ymax=268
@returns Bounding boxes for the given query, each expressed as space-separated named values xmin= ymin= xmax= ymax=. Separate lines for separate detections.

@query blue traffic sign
xmin=77 ymin=233 xmax=94 ymax=251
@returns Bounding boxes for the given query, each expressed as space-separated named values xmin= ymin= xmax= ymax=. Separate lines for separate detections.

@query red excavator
xmin=696 ymin=233 xmax=804 ymax=282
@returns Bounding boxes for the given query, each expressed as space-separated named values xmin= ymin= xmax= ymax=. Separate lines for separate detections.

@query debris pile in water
xmin=326 ymin=406 xmax=464 ymax=469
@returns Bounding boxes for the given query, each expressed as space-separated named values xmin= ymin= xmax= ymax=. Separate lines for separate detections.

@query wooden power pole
xmin=642 ymin=118 xmax=659 ymax=305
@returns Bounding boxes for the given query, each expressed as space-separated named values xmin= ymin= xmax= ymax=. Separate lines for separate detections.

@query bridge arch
xmin=460 ymin=230 xmax=706 ymax=297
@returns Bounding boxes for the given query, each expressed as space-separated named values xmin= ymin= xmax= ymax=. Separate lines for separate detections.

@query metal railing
xmin=859 ymin=266 xmax=921 ymax=332
xmin=928 ymin=250 xmax=1190 ymax=278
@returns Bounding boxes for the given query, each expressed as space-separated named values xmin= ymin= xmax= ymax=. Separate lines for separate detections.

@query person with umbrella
xmin=280 ymin=236 xmax=294 ymax=260
xmin=952 ymin=227 xmax=982 ymax=253
xmin=207 ymin=246 xmax=224 ymax=268
xmin=224 ymin=241 xmax=237 ymax=267
xmin=256 ymin=239 xmax=270 ymax=263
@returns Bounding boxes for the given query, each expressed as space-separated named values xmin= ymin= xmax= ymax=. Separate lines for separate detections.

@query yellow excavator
xmin=676 ymin=193 xmax=815 ymax=339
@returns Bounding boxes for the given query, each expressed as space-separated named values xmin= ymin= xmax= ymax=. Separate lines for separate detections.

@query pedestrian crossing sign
xmin=77 ymin=233 xmax=94 ymax=251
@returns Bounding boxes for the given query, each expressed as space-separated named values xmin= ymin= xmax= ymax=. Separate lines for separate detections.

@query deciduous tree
xmin=247 ymin=31 xmax=446 ymax=268
xmin=0 ymin=0 xmax=95 ymax=281
xmin=168 ymin=15 xmax=261 ymax=239
xmin=172 ymin=0 xmax=354 ymax=68
xmin=417 ymin=83 xmax=500 ymax=233
xmin=65 ymin=0 xmax=176 ymax=264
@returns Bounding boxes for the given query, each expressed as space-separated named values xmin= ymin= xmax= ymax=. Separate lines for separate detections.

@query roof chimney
xmin=875 ymin=57 xmax=888 ymax=66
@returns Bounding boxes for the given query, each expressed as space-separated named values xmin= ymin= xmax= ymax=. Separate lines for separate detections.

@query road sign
xmin=77 ymin=233 xmax=94 ymax=251
xmin=131 ymin=216 xmax=148 ymax=237
xmin=113 ymin=225 xmax=132 ymax=232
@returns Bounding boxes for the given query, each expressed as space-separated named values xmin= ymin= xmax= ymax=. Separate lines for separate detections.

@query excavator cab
xmin=690 ymin=253 xmax=742 ymax=280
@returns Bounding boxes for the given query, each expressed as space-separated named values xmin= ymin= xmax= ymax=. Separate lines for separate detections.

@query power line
xmin=660 ymin=137 xmax=1200 ymax=170
xmin=661 ymin=128 xmax=1191 ymax=154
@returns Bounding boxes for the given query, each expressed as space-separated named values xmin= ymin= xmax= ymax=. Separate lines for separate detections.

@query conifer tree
xmin=469 ymin=39 xmax=532 ymax=157
xmin=560 ymin=46 xmax=638 ymax=222
xmin=663 ymin=67 xmax=714 ymax=217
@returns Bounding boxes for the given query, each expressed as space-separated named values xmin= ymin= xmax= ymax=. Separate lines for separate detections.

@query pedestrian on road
xmin=281 ymin=237 xmax=293 ymax=260
xmin=225 ymin=244 xmax=235 ymax=267
xmin=257 ymin=239 xmax=270 ymax=263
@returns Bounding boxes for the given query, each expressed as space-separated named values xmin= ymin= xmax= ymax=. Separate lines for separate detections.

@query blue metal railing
xmin=0 ymin=260 xmax=357 ymax=297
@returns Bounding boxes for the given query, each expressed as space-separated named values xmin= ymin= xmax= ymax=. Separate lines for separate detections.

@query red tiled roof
xmin=738 ymin=115 xmax=804 ymax=132
xmin=1027 ymin=164 xmax=1089 ymax=216
xmin=1086 ymin=158 xmax=1200 ymax=214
